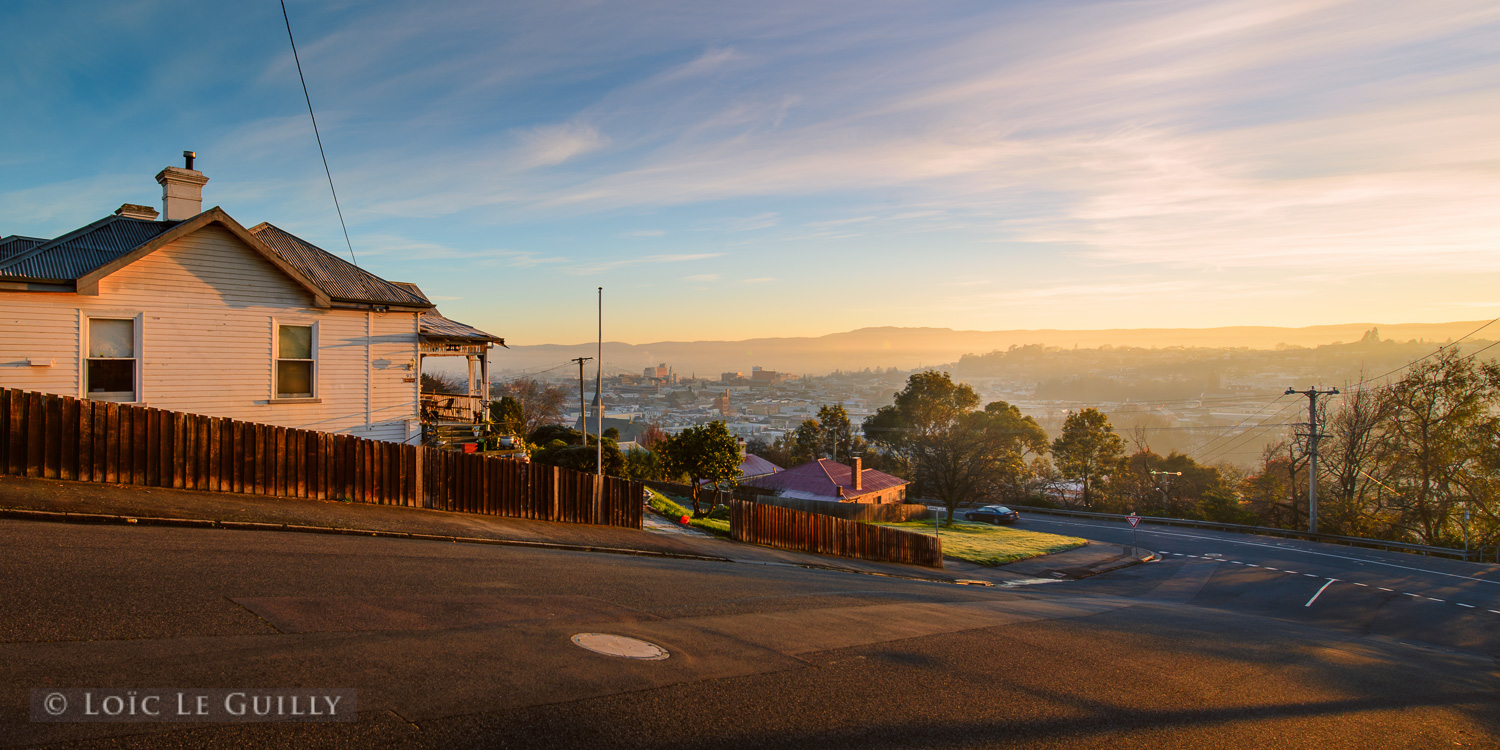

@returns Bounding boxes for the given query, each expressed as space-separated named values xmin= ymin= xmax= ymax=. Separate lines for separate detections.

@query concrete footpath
xmin=0 ymin=476 xmax=1150 ymax=585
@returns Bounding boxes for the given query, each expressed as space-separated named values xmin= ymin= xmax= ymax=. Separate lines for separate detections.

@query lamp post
xmin=1149 ymin=470 xmax=1181 ymax=516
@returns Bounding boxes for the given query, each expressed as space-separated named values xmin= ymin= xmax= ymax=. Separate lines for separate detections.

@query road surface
xmin=1 ymin=518 xmax=1495 ymax=748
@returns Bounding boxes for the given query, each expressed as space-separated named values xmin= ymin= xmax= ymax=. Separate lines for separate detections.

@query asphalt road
xmin=1017 ymin=511 xmax=1500 ymax=658
xmin=2 ymin=518 xmax=1496 ymax=748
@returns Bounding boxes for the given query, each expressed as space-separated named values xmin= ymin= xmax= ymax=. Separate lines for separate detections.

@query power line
xmin=280 ymin=0 xmax=358 ymax=265
xmin=1197 ymin=400 xmax=1306 ymax=463
xmin=1346 ymin=316 xmax=1499 ymax=390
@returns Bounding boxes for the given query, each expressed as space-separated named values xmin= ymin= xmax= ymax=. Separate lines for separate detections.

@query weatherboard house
xmin=742 ymin=457 xmax=909 ymax=505
xmin=0 ymin=155 xmax=500 ymax=443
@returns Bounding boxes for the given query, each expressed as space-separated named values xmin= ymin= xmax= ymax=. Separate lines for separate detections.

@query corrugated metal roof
xmin=0 ymin=236 xmax=47 ymax=263
xmin=0 ymin=217 xmax=178 ymax=282
xmin=742 ymin=458 xmax=907 ymax=500
xmin=249 ymin=223 xmax=433 ymax=308
xmin=741 ymin=453 xmax=783 ymax=479
xmin=420 ymin=311 xmax=503 ymax=342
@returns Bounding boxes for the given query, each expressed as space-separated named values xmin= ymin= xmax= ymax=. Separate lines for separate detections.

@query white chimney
xmin=155 ymin=151 xmax=208 ymax=221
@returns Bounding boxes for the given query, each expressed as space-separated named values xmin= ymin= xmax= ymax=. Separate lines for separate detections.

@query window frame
xmin=81 ymin=312 xmax=143 ymax=404
xmin=271 ymin=319 xmax=319 ymax=402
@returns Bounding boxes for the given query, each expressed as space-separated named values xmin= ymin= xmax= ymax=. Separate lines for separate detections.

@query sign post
xmin=1126 ymin=512 xmax=1141 ymax=555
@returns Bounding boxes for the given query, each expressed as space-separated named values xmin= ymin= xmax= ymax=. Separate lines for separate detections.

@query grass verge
xmin=873 ymin=519 xmax=1086 ymax=566
xmin=645 ymin=489 xmax=731 ymax=538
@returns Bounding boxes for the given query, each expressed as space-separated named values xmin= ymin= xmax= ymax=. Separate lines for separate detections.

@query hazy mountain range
xmin=488 ymin=321 xmax=1492 ymax=379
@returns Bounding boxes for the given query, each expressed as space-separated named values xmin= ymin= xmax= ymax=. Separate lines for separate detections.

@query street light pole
xmin=596 ymin=286 xmax=603 ymax=476
xmin=1149 ymin=470 xmax=1181 ymax=516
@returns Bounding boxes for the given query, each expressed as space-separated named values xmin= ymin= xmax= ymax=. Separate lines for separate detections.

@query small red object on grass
xmin=680 ymin=515 xmax=691 ymax=525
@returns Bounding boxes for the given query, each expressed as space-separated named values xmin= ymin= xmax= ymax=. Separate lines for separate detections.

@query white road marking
xmin=1353 ymin=582 xmax=1368 ymax=587
xmin=1284 ymin=570 xmax=1299 ymax=574
xmin=1379 ymin=587 xmax=1393 ymax=592
xmin=1304 ymin=573 xmax=1320 ymax=578
xmin=1426 ymin=597 xmax=1445 ymax=602
xmin=1246 ymin=563 xmax=1259 ymax=567
xmin=1490 ymin=610 xmax=1500 ymax=615
xmin=1457 ymin=603 xmax=1475 ymax=608
xmin=1229 ymin=561 xmax=1244 ymax=564
xmin=1305 ymin=579 xmax=1336 ymax=607
xmin=1264 ymin=567 xmax=1279 ymax=571
xmin=1024 ymin=517 xmax=1498 ymax=585
xmin=1404 ymin=593 xmax=1421 ymax=597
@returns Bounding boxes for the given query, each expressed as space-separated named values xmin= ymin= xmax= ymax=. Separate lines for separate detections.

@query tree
xmin=421 ymin=372 xmax=465 ymax=394
xmin=1375 ymin=349 xmax=1500 ymax=545
xmin=487 ymin=396 xmax=526 ymax=434
xmin=1050 ymin=408 xmax=1125 ymax=510
xmin=526 ymin=425 xmax=626 ymax=477
xmin=494 ymin=379 xmax=568 ymax=437
xmin=983 ymin=401 xmax=1049 ymax=501
xmin=655 ymin=421 xmax=742 ymax=516
xmin=863 ymin=371 xmax=1018 ymax=526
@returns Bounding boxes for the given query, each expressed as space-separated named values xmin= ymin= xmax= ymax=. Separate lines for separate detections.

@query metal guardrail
xmin=1008 ymin=505 xmax=1476 ymax=561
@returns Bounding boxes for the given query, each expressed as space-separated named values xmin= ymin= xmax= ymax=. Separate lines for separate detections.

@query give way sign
xmin=1127 ymin=514 xmax=1141 ymax=528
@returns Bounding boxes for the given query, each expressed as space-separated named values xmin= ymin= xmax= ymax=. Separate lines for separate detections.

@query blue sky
xmin=3 ymin=0 xmax=1498 ymax=345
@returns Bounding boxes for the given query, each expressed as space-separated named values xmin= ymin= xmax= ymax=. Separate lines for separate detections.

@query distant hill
xmin=489 ymin=321 xmax=1492 ymax=378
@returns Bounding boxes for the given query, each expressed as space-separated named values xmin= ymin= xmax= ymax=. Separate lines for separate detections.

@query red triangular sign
xmin=1127 ymin=515 xmax=1141 ymax=528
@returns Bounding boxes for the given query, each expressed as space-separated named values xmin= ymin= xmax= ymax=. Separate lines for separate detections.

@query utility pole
xmin=596 ymin=287 xmax=603 ymax=476
xmin=1149 ymin=470 xmax=1181 ymax=516
xmin=1286 ymin=386 xmax=1338 ymax=534
xmin=573 ymin=357 xmax=592 ymax=448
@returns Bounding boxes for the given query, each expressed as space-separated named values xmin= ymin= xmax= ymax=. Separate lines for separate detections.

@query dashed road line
xmin=1264 ymin=567 xmax=1278 ymax=571
xmin=1023 ymin=516 xmax=1498 ymax=585
xmin=1353 ymin=582 xmax=1368 ymax=587
xmin=1379 ymin=587 xmax=1394 ymax=592
xmin=1404 ymin=593 xmax=1421 ymax=597
xmin=1490 ymin=610 xmax=1500 ymax=615
xmin=1229 ymin=561 xmax=1243 ymax=564
xmin=1426 ymin=597 xmax=1445 ymax=602
xmin=1457 ymin=603 xmax=1475 ymax=608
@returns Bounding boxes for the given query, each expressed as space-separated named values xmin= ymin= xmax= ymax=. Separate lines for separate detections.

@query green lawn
xmin=646 ymin=489 xmax=731 ymax=537
xmin=873 ymin=519 xmax=1087 ymax=566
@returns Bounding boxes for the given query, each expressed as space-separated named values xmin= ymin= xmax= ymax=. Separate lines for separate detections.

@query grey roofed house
xmin=0 ymin=209 xmax=435 ymax=312
xmin=0 ymin=153 xmax=502 ymax=442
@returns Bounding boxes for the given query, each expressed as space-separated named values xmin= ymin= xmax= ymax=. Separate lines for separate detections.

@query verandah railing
xmin=0 ymin=387 xmax=640 ymax=529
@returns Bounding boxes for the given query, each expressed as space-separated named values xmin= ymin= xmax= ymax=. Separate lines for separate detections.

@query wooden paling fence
xmin=0 ymin=387 xmax=640 ymax=529
xmin=730 ymin=499 xmax=943 ymax=568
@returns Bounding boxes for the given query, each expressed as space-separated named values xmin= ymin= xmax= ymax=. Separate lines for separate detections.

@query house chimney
xmin=155 ymin=151 xmax=208 ymax=221
xmin=851 ymin=456 xmax=862 ymax=491
xmin=114 ymin=203 xmax=159 ymax=221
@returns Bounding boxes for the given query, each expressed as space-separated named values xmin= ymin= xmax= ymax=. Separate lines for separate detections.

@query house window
xmin=86 ymin=317 xmax=137 ymax=402
xmin=275 ymin=324 xmax=316 ymax=398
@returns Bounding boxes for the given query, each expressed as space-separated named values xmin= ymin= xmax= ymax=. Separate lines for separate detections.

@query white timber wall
xmin=0 ymin=225 xmax=419 ymax=442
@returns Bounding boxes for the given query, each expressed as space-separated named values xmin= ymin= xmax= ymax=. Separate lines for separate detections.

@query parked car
xmin=964 ymin=505 xmax=1020 ymax=525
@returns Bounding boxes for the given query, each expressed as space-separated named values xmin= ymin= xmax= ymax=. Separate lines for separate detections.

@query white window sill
xmin=264 ymin=397 xmax=322 ymax=405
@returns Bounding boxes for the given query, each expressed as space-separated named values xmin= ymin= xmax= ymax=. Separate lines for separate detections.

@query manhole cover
xmin=571 ymin=633 xmax=669 ymax=660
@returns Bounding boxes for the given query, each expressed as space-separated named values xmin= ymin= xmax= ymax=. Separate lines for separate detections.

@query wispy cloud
xmin=562 ymin=252 xmax=723 ymax=275
xmin=514 ymin=121 xmax=609 ymax=168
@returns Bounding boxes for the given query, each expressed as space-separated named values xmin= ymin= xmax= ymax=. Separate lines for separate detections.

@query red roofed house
xmin=742 ymin=457 xmax=909 ymax=504
xmin=739 ymin=452 xmax=782 ymax=481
